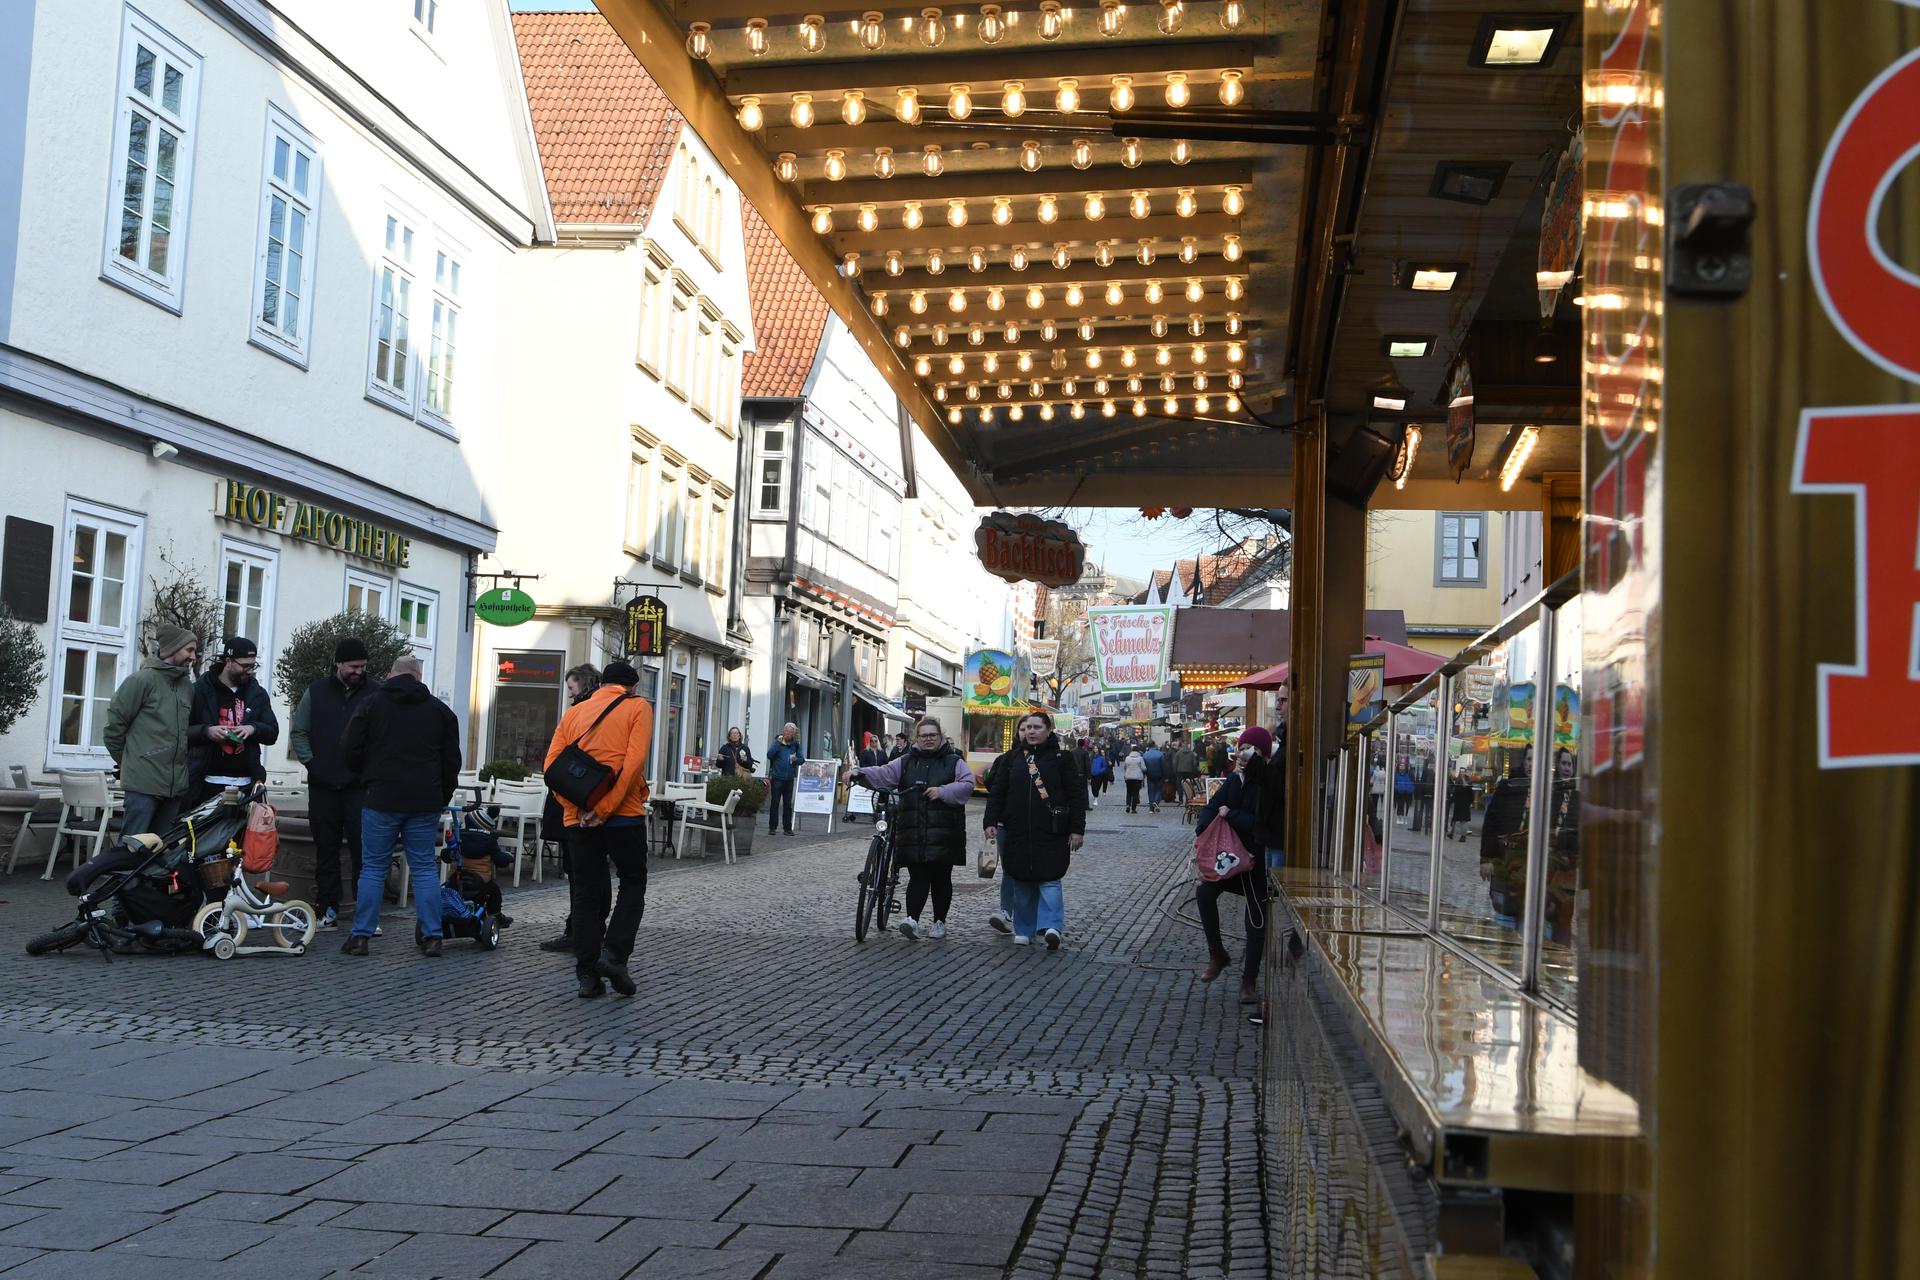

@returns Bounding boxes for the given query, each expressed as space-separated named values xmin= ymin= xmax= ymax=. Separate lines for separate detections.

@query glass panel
xmin=273 ymin=136 xmax=290 ymax=183
xmin=59 ymin=649 xmax=87 ymax=746
xmin=161 ymin=63 xmax=182 ymax=114
xmin=491 ymin=685 xmax=561 ymax=769
xmin=1360 ymin=730 xmax=1387 ymax=898
xmin=292 ymin=149 xmax=309 ymax=197
xmin=68 ymin=526 xmax=97 ymax=623
xmin=1387 ymin=690 xmax=1439 ymax=918
xmin=1437 ymin=620 xmax=1542 ymax=978
xmin=134 ymin=46 xmax=155 ymax=98
xmin=668 ymin=673 xmax=687 ymax=770
xmin=91 ymin=651 xmax=117 ymax=746
xmin=1538 ymin=600 xmax=1583 ymax=1008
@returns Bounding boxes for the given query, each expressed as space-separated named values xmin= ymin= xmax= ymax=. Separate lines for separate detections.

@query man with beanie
xmin=188 ymin=637 xmax=278 ymax=803
xmin=104 ymin=624 xmax=198 ymax=839
xmin=545 ymin=660 xmax=654 ymax=999
xmin=340 ymin=654 xmax=461 ymax=957
xmin=291 ymin=638 xmax=377 ymax=929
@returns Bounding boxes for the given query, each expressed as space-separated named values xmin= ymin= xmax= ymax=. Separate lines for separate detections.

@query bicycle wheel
xmin=855 ymin=838 xmax=883 ymax=942
xmin=24 ymin=920 xmax=89 ymax=956
xmin=872 ymin=839 xmax=895 ymax=934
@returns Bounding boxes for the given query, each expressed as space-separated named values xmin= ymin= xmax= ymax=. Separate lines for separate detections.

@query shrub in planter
xmin=706 ymin=773 xmax=767 ymax=817
xmin=480 ymin=760 xmax=533 ymax=783
xmin=0 ymin=604 xmax=47 ymax=738
xmin=274 ymin=611 xmax=412 ymax=708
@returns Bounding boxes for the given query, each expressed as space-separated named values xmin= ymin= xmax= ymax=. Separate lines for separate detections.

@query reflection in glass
xmin=1360 ymin=730 xmax=1387 ymax=897
xmin=1538 ymin=600 xmax=1582 ymax=1008
xmin=1388 ymin=691 xmax=1438 ymax=917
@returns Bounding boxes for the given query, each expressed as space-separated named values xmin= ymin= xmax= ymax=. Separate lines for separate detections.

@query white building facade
xmin=0 ymin=0 xmax=543 ymax=774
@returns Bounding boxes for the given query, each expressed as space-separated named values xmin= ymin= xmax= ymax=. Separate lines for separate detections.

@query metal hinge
xmin=1668 ymin=182 xmax=1757 ymax=299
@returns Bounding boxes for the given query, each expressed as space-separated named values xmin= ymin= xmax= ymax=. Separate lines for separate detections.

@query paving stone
xmin=699 ymin=1128 xmax=911 ymax=1168
xmin=173 ymin=1153 xmax=352 ymax=1196
xmin=0 ymin=1205 xmax=43 ymax=1231
xmin=175 ymin=1192 xmax=320 ymax=1222
xmin=223 ymin=1224 xmax=409 ymax=1272
xmin=613 ymin=1082 xmax=796 ymax=1120
xmin=597 ymin=1216 xmax=739 ymax=1251
xmin=720 ymin=1224 xmax=851 ymax=1254
xmin=763 ymin=1257 xmax=1006 ymax=1280
xmin=109 ymin=1216 xmax=275 ymax=1260
xmin=351 ymin=1229 xmax=527 ymax=1275
xmin=482 ymin=1210 xmax=623 ymax=1242
xmin=0 ymin=1178 xmax=208 ymax=1214
xmin=981 ymin=1110 xmax=1077 ymax=1134
xmin=710 ymin=1161 xmax=861 ymax=1188
xmin=627 ymin=1245 xmax=777 ymax=1278
xmin=301 ymin=1162 xmax=613 ymax=1213
xmin=897 ymin=1191 xmax=1035 ymax=1236
xmin=844 ymin=1226 xmax=1022 ymax=1266
xmin=487 ymin=1239 xmax=659 ymax=1280
xmin=325 ymin=1202 xmax=510 ymax=1235
xmin=0 ymin=1207 xmax=160 ymax=1250
xmin=850 ymin=1166 xmax=1054 ymax=1197
xmin=589 ymin=1119 xmax=745 ymax=1159
xmin=578 ymin=1176 xmax=749 ymax=1222
xmin=721 ymin=1186 xmax=905 ymax=1230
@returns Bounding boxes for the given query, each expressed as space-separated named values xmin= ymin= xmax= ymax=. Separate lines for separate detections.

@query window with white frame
xmin=51 ymin=500 xmax=143 ymax=761
xmin=103 ymin=9 xmax=201 ymax=309
xmin=398 ymin=585 xmax=437 ymax=686
xmin=754 ymin=427 xmax=789 ymax=517
xmin=665 ymin=287 xmax=691 ymax=396
xmin=424 ymin=245 xmax=462 ymax=421
xmin=637 ymin=262 xmax=667 ymax=375
xmin=218 ymin=539 xmax=277 ymax=656
xmin=411 ymin=0 xmax=439 ymax=39
xmin=674 ymin=145 xmax=694 ymax=228
xmin=1435 ymin=512 xmax=1488 ymax=587
xmin=685 ymin=473 xmax=707 ymax=579
xmin=345 ymin=566 xmax=392 ymax=619
xmin=693 ymin=311 xmax=716 ymax=417
xmin=717 ymin=340 xmax=739 ymax=435
xmin=368 ymin=208 xmax=420 ymax=410
xmin=624 ymin=445 xmax=651 ymax=556
xmin=704 ymin=179 xmax=723 ymax=250
xmin=251 ymin=108 xmax=321 ymax=360
xmin=707 ymin=491 xmax=729 ymax=584
xmin=652 ymin=458 xmax=684 ymax=568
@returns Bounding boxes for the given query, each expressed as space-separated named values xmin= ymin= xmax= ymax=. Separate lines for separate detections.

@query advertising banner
xmin=793 ymin=760 xmax=838 ymax=815
xmin=1029 ymin=638 xmax=1059 ymax=679
xmin=1088 ymin=606 xmax=1174 ymax=694
xmin=964 ymin=649 xmax=1019 ymax=709
xmin=1346 ymin=653 xmax=1386 ymax=731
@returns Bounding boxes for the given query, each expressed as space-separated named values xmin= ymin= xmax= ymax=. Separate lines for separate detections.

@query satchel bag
xmin=241 ymin=800 xmax=279 ymax=873
xmin=1025 ymin=752 xmax=1071 ymax=835
xmin=545 ymin=695 xmax=633 ymax=810
xmin=1194 ymin=810 xmax=1254 ymax=883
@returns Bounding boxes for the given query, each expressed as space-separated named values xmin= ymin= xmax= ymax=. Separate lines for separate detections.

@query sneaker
xmin=896 ymin=916 xmax=921 ymax=941
xmin=595 ymin=951 xmax=637 ymax=997
xmin=987 ymin=911 xmax=1012 ymax=935
xmin=538 ymin=934 xmax=574 ymax=953
xmin=317 ymin=908 xmax=338 ymax=931
xmin=373 ymin=925 xmax=384 ymax=937
xmin=418 ymin=937 xmax=443 ymax=958
xmin=1012 ymin=935 xmax=1031 ymax=946
xmin=340 ymin=935 xmax=368 ymax=956
xmin=1042 ymin=929 xmax=1062 ymax=950
xmin=929 ymin=921 xmax=947 ymax=940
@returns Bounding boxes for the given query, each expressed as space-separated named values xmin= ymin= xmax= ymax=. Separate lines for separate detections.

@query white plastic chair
xmin=675 ymin=790 xmax=743 ymax=863
xmin=44 ymin=771 xmax=116 ymax=880
xmin=492 ymin=781 xmax=547 ymax=886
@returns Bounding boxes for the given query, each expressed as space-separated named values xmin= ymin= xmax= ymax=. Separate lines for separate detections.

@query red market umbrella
xmin=1228 ymin=637 xmax=1447 ymax=691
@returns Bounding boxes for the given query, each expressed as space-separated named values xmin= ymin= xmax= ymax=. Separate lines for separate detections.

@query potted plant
xmin=699 ymin=773 xmax=766 ymax=857
xmin=480 ymin=760 xmax=533 ymax=784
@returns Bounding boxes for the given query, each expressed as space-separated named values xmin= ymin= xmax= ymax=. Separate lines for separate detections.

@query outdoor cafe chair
xmin=44 ymin=770 xmax=117 ymax=880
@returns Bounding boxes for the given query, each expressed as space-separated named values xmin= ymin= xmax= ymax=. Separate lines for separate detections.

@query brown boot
xmin=1202 ymin=950 xmax=1231 ymax=982
xmin=1238 ymin=976 xmax=1259 ymax=1006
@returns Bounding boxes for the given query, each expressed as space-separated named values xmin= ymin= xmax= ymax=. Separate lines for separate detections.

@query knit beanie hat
xmin=1237 ymin=725 xmax=1274 ymax=758
xmin=156 ymin=624 xmax=195 ymax=659
xmin=334 ymin=637 xmax=370 ymax=663
xmin=602 ymin=660 xmax=641 ymax=687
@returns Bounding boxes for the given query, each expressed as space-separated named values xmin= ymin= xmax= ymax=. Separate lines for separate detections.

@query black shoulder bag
xmin=546 ymin=695 xmax=633 ymax=810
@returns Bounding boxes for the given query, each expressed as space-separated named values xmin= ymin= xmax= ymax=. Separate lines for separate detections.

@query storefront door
xmin=491 ymin=650 xmax=563 ymax=770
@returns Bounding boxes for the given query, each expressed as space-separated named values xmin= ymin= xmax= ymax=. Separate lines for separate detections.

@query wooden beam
xmin=829 ymin=211 xmax=1241 ymax=254
xmin=723 ymin=38 xmax=1262 ymax=97
xmin=803 ymin=160 xmax=1253 ymax=205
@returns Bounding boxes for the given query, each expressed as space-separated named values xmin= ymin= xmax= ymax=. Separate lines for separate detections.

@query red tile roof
xmin=741 ymin=197 xmax=831 ymax=398
xmin=512 ymin=12 xmax=681 ymax=225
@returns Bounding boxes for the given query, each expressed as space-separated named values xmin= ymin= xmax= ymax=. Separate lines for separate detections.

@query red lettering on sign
xmin=1792 ymin=406 xmax=1920 ymax=767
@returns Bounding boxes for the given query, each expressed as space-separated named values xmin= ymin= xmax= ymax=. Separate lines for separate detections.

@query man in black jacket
xmin=339 ymin=655 xmax=461 ymax=957
xmin=188 ymin=637 xmax=278 ymax=802
xmin=291 ymin=638 xmax=378 ymax=930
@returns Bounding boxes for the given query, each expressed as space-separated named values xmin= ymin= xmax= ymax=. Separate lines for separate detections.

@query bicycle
xmin=853 ymin=788 xmax=904 ymax=943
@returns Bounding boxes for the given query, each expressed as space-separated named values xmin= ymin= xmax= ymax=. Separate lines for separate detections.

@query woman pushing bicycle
xmin=844 ymin=715 xmax=975 ymax=939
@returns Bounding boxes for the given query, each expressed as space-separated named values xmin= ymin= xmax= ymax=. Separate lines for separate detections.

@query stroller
xmin=416 ymin=803 xmax=512 ymax=950
xmin=26 ymin=785 xmax=260 ymax=959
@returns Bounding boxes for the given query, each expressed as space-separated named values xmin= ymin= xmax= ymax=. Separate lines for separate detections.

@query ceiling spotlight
xmin=810 ymin=206 xmax=833 ymax=234
xmin=1020 ymin=141 xmax=1043 ymax=173
xmin=1003 ymin=82 xmax=1027 ymax=116
xmin=1057 ymin=79 xmax=1081 ymax=113
xmin=1165 ymin=73 xmax=1191 ymax=108
xmin=1110 ymin=76 xmax=1135 ymax=112
xmin=1472 ymin=17 xmax=1568 ymax=67
xmin=1372 ymin=391 xmax=1407 ymax=410
xmin=923 ymin=144 xmax=945 ymax=176
xmin=948 ymin=84 xmax=973 ymax=119
xmin=1039 ymin=0 xmax=1064 ymax=39
xmin=790 ymin=93 xmax=815 ymax=127
xmin=1037 ymin=195 xmax=1058 ymax=224
xmin=685 ymin=21 xmax=712 ymax=59
xmin=979 ymin=4 xmax=1006 ymax=43
xmin=902 ymin=201 xmax=924 ymax=230
xmin=738 ymin=97 xmax=765 ymax=131
xmin=775 ymin=152 xmax=799 ymax=182
xmin=1099 ymin=0 xmax=1124 ymax=37
xmin=1071 ymin=138 xmax=1095 ymax=170
xmin=1408 ymin=264 xmax=1461 ymax=291
xmin=896 ymin=86 xmax=921 ymax=123
xmin=859 ymin=10 xmax=887 ymax=49
xmin=825 ymin=149 xmax=848 ymax=181
xmin=745 ymin=17 xmax=770 ymax=55
xmin=1084 ymin=193 xmax=1105 ymax=220
xmin=1219 ymin=69 xmax=1245 ymax=106
xmin=857 ymin=203 xmax=879 ymax=231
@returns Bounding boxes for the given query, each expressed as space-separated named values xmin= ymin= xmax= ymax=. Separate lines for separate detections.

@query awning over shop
xmin=1170 ymin=608 xmax=1408 ymax=689
xmin=851 ymin=681 xmax=913 ymax=724
xmin=1231 ymin=636 xmax=1444 ymax=691
xmin=786 ymin=659 xmax=832 ymax=692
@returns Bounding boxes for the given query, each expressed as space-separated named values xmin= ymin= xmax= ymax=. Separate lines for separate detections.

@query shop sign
xmin=1088 ymin=606 xmax=1174 ymax=694
xmin=1346 ymin=653 xmax=1385 ymax=731
xmin=218 ymin=480 xmax=410 ymax=568
xmin=974 ymin=511 xmax=1086 ymax=588
xmin=625 ymin=595 xmax=668 ymax=658
xmin=496 ymin=652 xmax=561 ymax=685
xmin=473 ymin=587 xmax=536 ymax=627
xmin=964 ymin=649 xmax=1019 ymax=709
xmin=1029 ymin=638 xmax=1059 ymax=678
xmin=682 ymin=754 xmax=705 ymax=774
xmin=793 ymin=760 xmax=837 ymax=814
xmin=1460 ymin=665 xmax=1497 ymax=706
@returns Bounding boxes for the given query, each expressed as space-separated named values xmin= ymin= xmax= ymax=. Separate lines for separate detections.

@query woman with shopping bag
xmin=983 ymin=711 xmax=1086 ymax=950
xmin=1192 ymin=726 xmax=1284 ymax=1006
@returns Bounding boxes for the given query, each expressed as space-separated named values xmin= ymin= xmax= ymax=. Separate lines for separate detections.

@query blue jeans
xmin=767 ymin=778 xmax=796 ymax=833
xmin=1005 ymin=878 xmax=1064 ymax=937
xmin=120 ymin=792 xmax=183 ymax=841
xmin=352 ymin=808 xmax=442 ymax=939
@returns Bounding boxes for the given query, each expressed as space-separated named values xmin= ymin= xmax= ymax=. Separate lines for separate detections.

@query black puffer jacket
xmin=984 ymin=736 xmax=1086 ymax=883
xmin=187 ymin=670 xmax=279 ymax=790
xmin=340 ymin=674 xmax=462 ymax=813
xmin=893 ymin=744 xmax=969 ymax=867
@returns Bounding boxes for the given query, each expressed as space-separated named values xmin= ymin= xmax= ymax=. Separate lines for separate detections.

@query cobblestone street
xmin=0 ymin=804 xmax=1271 ymax=1279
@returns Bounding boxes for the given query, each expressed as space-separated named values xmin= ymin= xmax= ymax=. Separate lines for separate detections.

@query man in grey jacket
xmin=103 ymin=624 xmax=198 ymax=838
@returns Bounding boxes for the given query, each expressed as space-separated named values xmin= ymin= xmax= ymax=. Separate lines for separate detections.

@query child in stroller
xmin=419 ymin=804 xmax=515 ymax=950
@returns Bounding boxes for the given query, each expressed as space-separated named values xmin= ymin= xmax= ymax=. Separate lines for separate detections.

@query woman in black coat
xmin=983 ymin=711 xmax=1086 ymax=950
xmin=716 ymin=727 xmax=757 ymax=776
xmin=1193 ymin=726 xmax=1282 ymax=1005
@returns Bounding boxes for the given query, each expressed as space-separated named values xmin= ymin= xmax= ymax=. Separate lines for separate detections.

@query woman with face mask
xmin=1192 ymin=726 xmax=1285 ymax=1005
xmin=983 ymin=711 xmax=1087 ymax=949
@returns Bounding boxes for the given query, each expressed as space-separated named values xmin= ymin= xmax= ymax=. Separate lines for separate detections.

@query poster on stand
xmin=1088 ymin=606 xmax=1175 ymax=694
xmin=794 ymin=761 xmax=838 ymax=815
xmin=846 ymin=785 xmax=875 ymax=815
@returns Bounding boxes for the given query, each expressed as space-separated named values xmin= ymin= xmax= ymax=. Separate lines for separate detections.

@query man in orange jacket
xmin=544 ymin=660 xmax=654 ymax=999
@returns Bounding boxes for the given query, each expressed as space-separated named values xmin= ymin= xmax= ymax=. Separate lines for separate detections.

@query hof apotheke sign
xmin=974 ymin=511 xmax=1086 ymax=588
xmin=217 ymin=479 xmax=411 ymax=568
xmin=1087 ymin=605 xmax=1175 ymax=694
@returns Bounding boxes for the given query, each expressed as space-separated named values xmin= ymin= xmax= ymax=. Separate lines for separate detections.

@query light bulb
xmin=1003 ymin=82 xmax=1026 ymax=117
xmin=1225 ymin=277 xmax=1245 ymax=301
xmin=1187 ymin=314 xmax=1205 ymax=336
xmin=1176 ymin=188 xmax=1198 ymax=218
xmin=799 ymin=13 xmax=827 ymax=52
xmin=1010 ymin=246 xmax=1030 ymax=270
xmin=1156 ymin=345 xmax=1172 ymax=366
xmin=1179 ymin=236 xmax=1199 ymax=264
xmin=899 ymin=327 xmax=914 ymax=348
xmin=948 ymin=406 xmax=962 ymax=423
xmin=1160 ymin=371 xmax=1176 ymax=391
xmin=1051 ymin=349 xmax=1066 ymax=369
xmin=984 ymin=353 xmax=999 ymax=372
xmin=923 ymin=144 xmax=945 ymax=176
xmin=745 ymin=17 xmax=770 ymax=56
xmin=1017 ymin=351 xmax=1034 ymax=372
xmin=1120 ymin=347 xmax=1138 ymax=368
xmin=1145 ymin=280 xmax=1164 ymax=304
xmin=967 ymin=322 xmax=983 ymax=342
xmin=947 ymin=199 xmax=968 ymax=228
xmin=1134 ymin=399 xmax=1148 ymax=417
xmin=871 ymin=292 xmax=887 ymax=314
xmin=1072 ymin=137 xmax=1094 ymax=170
xmin=840 ymin=90 xmax=866 ymax=126
xmin=948 ymin=85 xmax=972 ymax=119
xmin=979 ymin=4 xmax=1006 ymax=43
xmin=1193 ymin=370 xmax=1208 ymax=390
xmin=1122 ymin=138 xmax=1144 ymax=169
xmin=1057 ymin=79 xmax=1081 ymax=113
xmin=685 ymin=21 xmax=712 ymax=59
xmin=1151 ymin=315 xmax=1169 ymax=337
xmin=1095 ymin=377 xmax=1110 ymax=394
xmin=843 ymin=252 xmax=861 ymax=276
xmin=1020 ymin=141 xmax=1043 ymax=173
xmin=873 ymin=147 xmax=895 ymax=179
xmin=998 ymin=382 xmax=1011 ymax=399
xmin=1226 ymin=313 xmax=1243 ymax=334
xmin=1026 ymin=285 xmax=1045 ymax=309
xmin=935 ymin=385 xmax=949 ymax=401
xmin=948 ymin=288 xmax=968 ymax=312
xmin=1225 ymin=393 xmax=1241 ymax=412
xmin=825 ymin=150 xmax=848 ymax=181
xmin=1129 ymin=190 xmax=1151 ymax=219
xmin=968 ymin=246 xmax=987 ymax=272
xmin=810 ymin=206 xmax=833 ymax=234
xmin=1110 ymin=76 xmax=1135 ymax=112
xmin=1194 ymin=394 xmax=1211 ymax=413
xmin=1104 ymin=282 xmax=1124 ymax=306
xmin=1165 ymin=396 xmax=1180 ymax=414
xmin=1137 ymin=239 xmax=1157 ymax=265
xmin=1103 ymin=399 xmax=1118 ymax=418
xmin=949 ymin=354 xmax=966 ymax=374
xmin=932 ymin=324 xmax=948 ymax=344
xmin=987 ymin=286 xmax=1006 ymax=311
xmin=1222 ymin=0 xmax=1244 ymax=29
xmin=992 ymin=198 xmax=1013 ymax=226
xmin=1190 ymin=343 xmax=1208 ymax=365
xmin=910 ymin=290 xmax=929 ymax=314
xmin=896 ymin=87 xmax=921 ymax=124
xmin=1084 ymin=193 xmax=1105 ymax=221
xmin=1219 ymin=70 xmax=1245 ymax=106
xmin=738 ymin=97 xmax=765 ymax=131
xmin=1071 ymin=401 xmax=1086 ymax=419
xmin=1099 ymin=0 xmax=1123 ymax=37
xmin=1040 ymin=403 xmax=1055 ymax=420
xmin=1228 ymin=369 xmax=1244 ymax=388
xmin=775 ymin=152 xmax=799 ymax=182
xmin=1030 ymin=378 xmax=1046 ymax=396
xmin=1086 ymin=348 xmax=1104 ymax=368
xmin=858 ymin=204 xmax=879 ymax=232
xmin=790 ymin=94 xmax=814 ymax=127
xmin=1172 ymin=138 xmax=1193 ymax=165
xmin=902 ymin=201 xmax=924 ymax=230
xmin=1127 ymin=373 xmax=1143 ymax=392
xmin=1096 ymin=241 xmax=1116 ymax=268
xmin=1039 ymin=0 xmax=1064 ymax=39
xmin=915 ymin=356 xmax=934 ymax=377
xmin=1223 ymin=185 xmax=1246 ymax=215
xmin=860 ymin=10 xmax=886 ymax=50
xmin=1042 ymin=319 xmax=1058 ymax=340
xmin=1227 ymin=343 xmax=1244 ymax=364
xmin=1223 ymin=233 xmax=1243 ymax=262
xmin=1165 ymin=73 xmax=1190 ymax=108
xmin=1037 ymin=195 xmax=1058 ymax=224
xmin=1076 ymin=318 xmax=1095 ymax=340
xmin=1185 ymin=279 xmax=1204 ymax=303
xmin=1065 ymin=283 xmax=1084 ymax=307
xmin=1063 ymin=378 xmax=1077 ymax=395
xmin=1009 ymin=404 xmax=1023 ymax=420
xmin=1003 ymin=320 xmax=1020 ymax=342
xmin=927 ymin=249 xmax=945 ymax=275
xmin=965 ymin=383 xmax=979 ymax=399
xmin=1160 ymin=0 xmax=1185 ymax=33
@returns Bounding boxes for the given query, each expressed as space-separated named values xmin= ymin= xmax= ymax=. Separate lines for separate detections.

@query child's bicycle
xmin=190 ymin=835 xmax=317 ymax=959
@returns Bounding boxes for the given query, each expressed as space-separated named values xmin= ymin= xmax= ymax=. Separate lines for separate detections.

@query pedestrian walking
xmin=1413 ymin=756 xmax=1436 ymax=833
xmin=844 ymin=731 xmax=890 ymax=823
xmin=103 ymin=624 xmax=197 ymax=839
xmin=888 ymin=731 xmax=909 ymax=760
xmin=1121 ymin=746 xmax=1147 ymax=812
xmin=544 ymin=660 xmax=654 ymax=999
xmin=1394 ymin=763 xmax=1414 ymax=819
xmin=291 ymin=638 xmax=379 ymax=930
xmin=766 ymin=723 xmax=803 ymax=835
xmin=845 ymin=716 xmax=974 ymax=940
xmin=717 ymin=726 xmax=757 ymax=776
xmin=1194 ymin=726 xmax=1284 ymax=1005
xmin=1143 ymin=742 xmax=1167 ymax=813
xmin=1087 ymin=740 xmax=1111 ymax=804
xmin=983 ymin=711 xmax=1085 ymax=949
xmin=538 ymin=664 xmax=600 ymax=955
xmin=1206 ymin=741 xmax=1232 ymax=777
xmin=1071 ymin=737 xmax=1094 ymax=809
xmin=1172 ymin=738 xmax=1199 ymax=808
xmin=338 ymin=655 xmax=461 ymax=957
xmin=187 ymin=637 xmax=277 ymax=804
